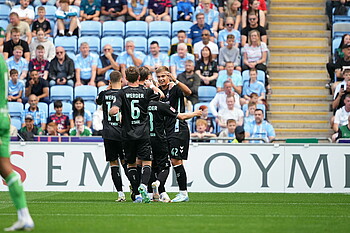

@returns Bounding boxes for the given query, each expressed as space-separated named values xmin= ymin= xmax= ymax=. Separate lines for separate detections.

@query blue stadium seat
xmin=50 ymin=85 xmax=74 ymax=103
xmin=172 ymin=21 xmax=193 ymax=38
xmin=148 ymin=21 xmax=171 ymax=38
xmin=0 ymin=5 xmax=11 ymax=20
xmin=101 ymin=36 xmax=124 ymax=53
xmin=125 ymin=21 xmax=148 ymax=37
xmin=148 ymin=36 xmax=170 ymax=54
xmin=25 ymin=102 xmax=49 ymax=118
xmin=11 ymin=117 xmax=22 ymax=130
xmin=54 ymin=36 xmax=77 ymax=53
xmin=66 ymin=51 xmax=76 ymax=60
xmin=102 ymin=21 xmax=125 ymax=38
xmin=49 ymin=102 xmax=72 ymax=116
xmin=198 ymin=86 xmax=217 ymax=102
xmin=74 ymin=85 xmax=97 ymax=102
xmin=85 ymin=102 xmax=97 ymax=114
xmin=35 ymin=5 xmax=57 ymax=21
xmin=12 ymin=4 xmax=34 ymax=10
xmin=0 ymin=20 xmax=8 ymax=30
xmin=242 ymin=103 xmax=266 ymax=118
xmin=332 ymin=22 xmax=350 ymax=39
xmin=125 ymin=36 xmax=147 ymax=53
xmin=78 ymin=36 xmax=101 ymax=54
xmin=80 ymin=21 xmax=102 ymax=37
xmin=98 ymin=85 xmax=108 ymax=94
xmin=8 ymin=102 xmax=24 ymax=118
xmin=242 ymin=70 xmax=265 ymax=85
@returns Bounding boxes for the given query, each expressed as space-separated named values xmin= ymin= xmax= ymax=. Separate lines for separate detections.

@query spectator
xmin=194 ymin=105 xmax=214 ymax=133
xmin=218 ymin=17 xmax=240 ymax=48
xmin=145 ymin=0 xmax=171 ymax=23
xmin=242 ymin=30 xmax=268 ymax=75
xmin=193 ymin=29 xmax=219 ymax=60
xmin=245 ymin=109 xmax=275 ymax=143
xmin=79 ymin=0 xmax=101 ymax=22
xmin=334 ymin=34 xmax=350 ymax=62
xmin=55 ymin=0 xmax=79 ymax=37
xmin=168 ymin=30 xmax=193 ymax=56
xmin=69 ymin=115 xmax=92 ymax=136
xmin=29 ymin=45 xmax=50 ymax=80
xmin=333 ymin=94 xmax=350 ymax=132
xmin=337 ymin=115 xmax=350 ymax=141
xmin=6 ymin=45 xmax=29 ymax=81
xmin=31 ymin=6 xmax=52 ymax=37
xmin=217 ymin=95 xmax=244 ymax=129
xmin=75 ymin=42 xmax=98 ymax=86
xmin=92 ymin=106 xmax=103 ymax=136
xmin=126 ymin=0 xmax=148 ymax=21
xmin=333 ymin=79 xmax=350 ymax=111
xmin=219 ymin=0 xmax=241 ymax=30
xmin=177 ymin=0 xmax=193 ymax=21
xmin=100 ymin=0 xmax=127 ymax=22
xmin=241 ymin=68 xmax=265 ymax=105
xmin=49 ymin=47 xmax=75 ymax=87
xmin=218 ymin=34 xmax=241 ymax=71
xmin=241 ymin=0 xmax=266 ymax=29
xmin=118 ymin=40 xmax=146 ymax=79
xmin=188 ymin=13 xmax=214 ymax=45
xmin=170 ymin=43 xmax=195 ymax=77
xmin=5 ymin=13 xmax=32 ymax=45
xmin=69 ymin=97 xmax=92 ymax=128
xmin=193 ymin=0 xmax=219 ymax=36
xmin=25 ymin=70 xmax=50 ymax=104
xmin=244 ymin=101 xmax=256 ymax=125
xmin=241 ymin=11 xmax=267 ymax=46
xmin=195 ymin=46 xmax=218 ymax=87
xmin=327 ymin=43 xmax=350 ymax=86
xmin=3 ymin=28 xmax=30 ymax=61
xmin=21 ymin=94 xmax=47 ymax=130
xmin=216 ymin=61 xmax=242 ymax=94
xmin=144 ymin=41 xmax=170 ymax=73
xmin=177 ymin=60 xmax=201 ymax=111
xmin=210 ymin=80 xmax=241 ymax=118
xmin=11 ymin=0 xmax=35 ymax=25
xmin=242 ymin=0 xmax=267 ymax=13
xmin=218 ymin=119 xmax=238 ymax=143
xmin=191 ymin=119 xmax=216 ymax=142
xmin=19 ymin=114 xmax=43 ymax=140
xmin=48 ymin=100 xmax=70 ymax=136
xmin=45 ymin=122 xmax=59 ymax=136
xmin=8 ymin=69 xmax=24 ymax=103
xmin=33 ymin=0 xmax=56 ymax=7
xmin=30 ymin=28 xmax=55 ymax=61
xmin=333 ymin=69 xmax=350 ymax=104
xmin=96 ymin=44 xmax=119 ymax=87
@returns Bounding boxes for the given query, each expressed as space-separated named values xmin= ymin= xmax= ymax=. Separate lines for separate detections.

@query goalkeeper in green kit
xmin=0 ymin=55 xmax=34 ymax=231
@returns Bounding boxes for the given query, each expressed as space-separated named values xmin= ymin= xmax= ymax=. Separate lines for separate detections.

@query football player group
xmin=98 ymin=65 xmax=202 ymax=203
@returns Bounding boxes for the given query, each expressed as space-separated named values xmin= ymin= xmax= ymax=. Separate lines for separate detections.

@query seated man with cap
xmin=18 ymin=114 xmax=43 ymax=141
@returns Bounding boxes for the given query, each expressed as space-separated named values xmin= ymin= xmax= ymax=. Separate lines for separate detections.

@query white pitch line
xmin=0 ymin=213 xmax=349 ymax=218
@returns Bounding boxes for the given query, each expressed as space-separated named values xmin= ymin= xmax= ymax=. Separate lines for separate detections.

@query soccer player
xmin=0 ymin=55 xmax=34 ymax=231
xmin=96 ymin=70 xmax=128 ymax=202
xmin=156 ymin=66 xmax=193 ymax=202
xmin=109 ymin=66 xmax=162 ymax=203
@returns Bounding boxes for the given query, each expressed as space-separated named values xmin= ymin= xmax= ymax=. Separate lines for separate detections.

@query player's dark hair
xmin=125 ymin=66 xmax=140 ymax=83
xmin=72 ymin=97 xmax=85 ymax=120
xmin=150 ymin=41 xmax=159 ymax=46
xmin=10 ymin=69 xmax=18 ymax=76
xmin=54 ymin=100 xmax=63 ymax=108
xmin=177 ymin=30 xmax=186 ymax=35
xmin=255 ymin=109 xmax=264 ymax=114
xmin=139 ymin=66 xmax=151 ymax=82
xmin=110 ymin=70 xmax=122 ymax=83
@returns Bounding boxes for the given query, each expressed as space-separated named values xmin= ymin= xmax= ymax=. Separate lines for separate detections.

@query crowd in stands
xmin=2 ymin=0 xmax=277 ymax=143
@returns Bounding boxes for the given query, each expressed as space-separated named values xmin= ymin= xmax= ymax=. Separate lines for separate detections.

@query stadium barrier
xmin=1 ymin=142 xmax=349 ymax=193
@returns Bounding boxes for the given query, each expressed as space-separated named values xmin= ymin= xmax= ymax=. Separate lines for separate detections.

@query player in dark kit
xmin=96 ymin=71 xmax=128 ymax=202
xmin=156 ymin=66 xmax=194 ymax=202
xmin=109 ymin=66 xmax=162 ymax=203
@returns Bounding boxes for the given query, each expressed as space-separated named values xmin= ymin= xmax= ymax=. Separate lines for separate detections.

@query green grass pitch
xmin=0 ymin=192 xmax=349 ymax=233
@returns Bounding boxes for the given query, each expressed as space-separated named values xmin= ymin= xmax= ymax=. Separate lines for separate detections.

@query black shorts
xmin=167 ymin=132 xmax=190 ymax=160
xmin=104 ymin=138 xmax=125 ymax=162
xmin=150 ymin=137 xmax=171 ymax=170
xmin=123 ymin=139 xmax=153 ymax=164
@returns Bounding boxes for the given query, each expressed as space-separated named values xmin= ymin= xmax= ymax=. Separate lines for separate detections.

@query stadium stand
xmin=102 ymin=21 xmax=125 ymax=38
xmin=74 ymin=85 xmax=97 ymax=103
xmin=80 ymin=21 xmax=102 ymax=37
xmin=50 ymin=85 xmax=74 ymax=103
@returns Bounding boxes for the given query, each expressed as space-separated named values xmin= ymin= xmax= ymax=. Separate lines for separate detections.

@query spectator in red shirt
xmin=29 ymin=45 xmax=50 ymax=80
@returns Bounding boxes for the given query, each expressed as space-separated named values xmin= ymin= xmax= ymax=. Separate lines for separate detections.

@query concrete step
xmin=268 ymin=14 xmax=328 ymax=22
xmin=270 ymin=120 xmax=329 ymax=129
xmin=270 ymin=0 xmax=325 ymax=7
xmin=272 ymin=86 xmax=329 ymax=95
xmin=268 ymin=37 xmax=328 ymax=47
xmin=268 ymin=94 xmax=332 ymax=102
xmin=269 ymin=69 xmax=328 ymax=78
xmin=270 ymin=78 xmax=328 ymax=86
xmin=267 ymin=29 xmax=329 ymax=37
xmin=269 ymin=102 xmax=330 ymax=111
xmin=274 ymin=128 xmax=333 ymax=138
xmin=269 ymin=62 xmax=326 ymax=69
xmin=267 ymin=111 xmax=332 ymax=120
xmin=270 ymin=53 xmax=328 ymax=63
xmin=269 ymin=22 xmax=326 ymax=30
xmin=269 ymin=7 xmax=325 ymax=15
xmin=269 ymin=45 xmax=330 ymax=53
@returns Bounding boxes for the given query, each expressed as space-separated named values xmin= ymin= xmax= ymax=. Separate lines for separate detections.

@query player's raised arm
xmin=177 ymin=109 xmax=202 ymax=120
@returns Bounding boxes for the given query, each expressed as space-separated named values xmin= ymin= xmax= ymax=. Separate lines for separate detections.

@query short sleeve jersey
xmin=8 ymin=79 xmax=24 ymax=97
xmin=31 ymin=19 xmax=51 ymax=32
xmin=74 ymin=53 xmax=99 ymax=80
xmin=117 ymin=51 xmax=146 ymax=68
xmin=170 ymin=53 xmax=195 ymax=75
xmin=143 ymin=53 xmax=169 ymax=67
xmin=127 ymin=0 xmax=148 ymax=14
xmin=96 ymin=88 xmax=122 ymax=141
xmin=113 ymin=85 xmax=159 ymax=140
xmin=80 ymin=0 xmax=101 ymax=15
xmin=101 ymin=0 xmax=127 ymax=12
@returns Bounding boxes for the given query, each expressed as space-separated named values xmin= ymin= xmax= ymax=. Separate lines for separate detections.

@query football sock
xmin=122 ymin=162 xmax=128 ymax=179
xmin=5 ymin=172 xmax=27 ymax=210
xmin=157 ymin=168 xmax=169 ymax=194
xmin=148 ymin=169 xmax=157 ymax=192
xmin=111 ymin=166 xmax=123 ymax=192
xmin=141 ymin=165 xmax=152 ymax=186
xmin=127 ymin=167 xmax=140 ymax=195
xmin=59 ymin=30 xmax=64 ymax=35
xmin=136 ymin=165 xmax=142 ymax=183
xmin=173 ymin=164 xmax=187 ymax=191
